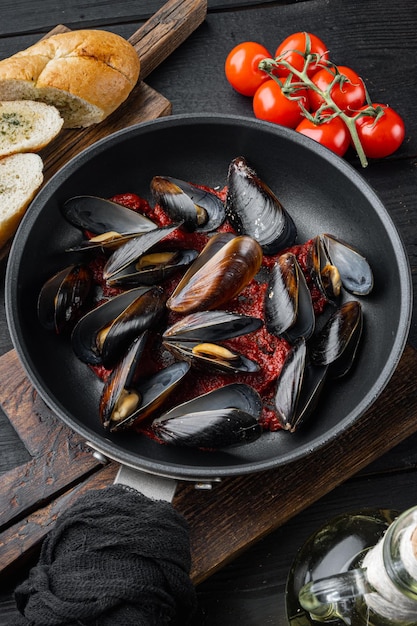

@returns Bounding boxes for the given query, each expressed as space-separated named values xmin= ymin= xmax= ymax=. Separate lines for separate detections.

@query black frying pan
xmin=5 ymin=114 xmax=412 ymax=481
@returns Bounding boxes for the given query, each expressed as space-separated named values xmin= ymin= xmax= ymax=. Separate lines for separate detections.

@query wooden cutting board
xmin=0 ymin=0 xmax=207 ymax=259
xmin=2 ymin=344 xmax=417 ymax=585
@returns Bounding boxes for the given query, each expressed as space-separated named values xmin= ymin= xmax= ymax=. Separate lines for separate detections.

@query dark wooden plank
xmin=0 ymin=351 xmax=102 ymax=529
xmin=0 ymin=1 xmax=296 ymax=37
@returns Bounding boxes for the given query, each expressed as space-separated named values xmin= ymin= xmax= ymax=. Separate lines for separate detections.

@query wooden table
xmin=1 ymin=0 xmax=417 ymax=623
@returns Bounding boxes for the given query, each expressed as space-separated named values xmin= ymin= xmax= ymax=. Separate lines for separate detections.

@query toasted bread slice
xmin=0 ymin=100 xmax=63 ymax=158
xmin=0 ymin=152 xmax=43 ymax=249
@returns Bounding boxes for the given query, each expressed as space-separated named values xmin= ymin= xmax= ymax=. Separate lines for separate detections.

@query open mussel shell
xmin=163 ymin=310 xmax=263 ymax=343
xmin=307 ymin=235 xmax=342 ymax=302
xmin=109 ymin=361 xmax=191 ymax=432
xmin=99 ymin=331 xmax=149 ymax=430
xmin=71 ymin=286 xmax=166 ymax=369
xmin=38 ymin=264 xmax=92 ymax=334
xmin=166 ymin=232 xmax=263 ymax=313
xmin=152 ymin=383 xmax=262 ymax=448
xmin=265 ymin=252 xmax=315 ymax=342
xmin=225 ymin=156 xmax=297 ymax=254
xmin=274 ymin=337 xmax=328 ymax=433
xmin=62 ymin=195 xmax=158 ymax=236
xmin=310 ymin=300 xmax=363 ymax=378
xmin=102 ymin=224 xmax=197 ymax=286
xmin=150 ymin=175 xmax=226 ymax=232
xmin=163 ymin=340 xmax=260 ymax=374
xmin=106 ymin=249 xmax=199 ymax=287
xmin=320 ymin=233 xmax=374 ymax=296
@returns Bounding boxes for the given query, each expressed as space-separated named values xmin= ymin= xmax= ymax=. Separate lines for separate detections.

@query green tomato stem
xmin=258 ymin=55 xmax=371 ymax=168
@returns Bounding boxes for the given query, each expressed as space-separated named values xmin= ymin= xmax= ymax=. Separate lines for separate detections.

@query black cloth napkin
xmin=12 ymin=484 xmax=197 ymax=625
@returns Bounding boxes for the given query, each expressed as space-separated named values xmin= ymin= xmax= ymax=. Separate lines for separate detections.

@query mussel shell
xmin=152 ymin=407 xmax=262 ymax=448
xmin=38 ymin=264 xmax=92 ymax=334
xmin=62 ymin=195 xmax=158 ymax=236
xmin=71 ymin=286 xmax=166 ymax=368
xmin=264 ymin=252 xmax=315 ymax=342
xmin=150 ymin=176 xmax=226 ymax=232
xmin=310 ymin=300 xmax=363 ymax=377
xmin=99 ymin=331 xmax=149 ymax=429
xmin=163 ymin=310 xmax=263 ymax=343
xmin=106 ymin=249 xmax=199 ymax=287
xmin=153 ymin=382 xmax=263 ymax=421
xmin=320 ymin=233 xmax=374 ymax=296
xmin=103 ymin=225 xmax=182 ymax=282
xmin=163 ymin=340 xmax=260 ymax=374
xmin=307 ymin=235 xmax=342 ymax=301
xmin=109 ymin=361 xmax=191 ymax=432
xmin=166 ymin=232 xmax=263 ymax=313
xmin=225 ymin=156 xmax=297 ymax=254
xmin=274 ymin=337 xmax=328 ymax=432
xmin=152 ymin=383 xmax=262 ymax=448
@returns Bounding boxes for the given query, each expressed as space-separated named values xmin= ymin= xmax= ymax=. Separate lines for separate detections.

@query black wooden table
xmin=1 ymin=1 xmax=417 ymax=623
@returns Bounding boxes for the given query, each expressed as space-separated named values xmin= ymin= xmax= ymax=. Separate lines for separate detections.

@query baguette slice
xmin=0 ymin=152 xmax=43 ymax=249
xmin=0 ymin=100 xmax=63 ymax=157
xmin=0 ymin=30 xmax=141 ymax=128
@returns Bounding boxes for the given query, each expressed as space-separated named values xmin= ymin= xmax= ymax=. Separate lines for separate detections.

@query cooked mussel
xmin=307 ymin=235 xmax=342 ymax=301
xmin=150 ymin=176 xmax=226 ymax=232
xmin=38 ymin=264 xmax=93 ymax=334
xmin=106 ymin=358 xmax=191 ymax=432
xmin=166 ymin=232 xmax=263 ymax=313
xmin=225 ymin=156 xmax=297 ymax=254
xmin=62 ymin=195 xmax=158 ymax=240
xmin=163 ymin=340 xmax=260 ymax=374
xmin=319 ymin=234 xmax=374 ymax=296
xmin=71 ymin=286 xmax=166 ymax=369
xmin=274 ymin=337 xmax=328 ymax=432
xmin=163 ymin=310 xmax=262 ymax=373
xmin=102 ymin=224 xmax=197 ymax=286
xmin=152 ymin=383 xmax=262 ymax=448
xmin=100 ymin=331 xmax=149 ymax=429
xmin=264 ymin=252 xmax=315 ymax=342
xmin=310 ymin=300 xmax=363 ymax=378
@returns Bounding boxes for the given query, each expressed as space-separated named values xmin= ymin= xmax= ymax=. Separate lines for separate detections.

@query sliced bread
xmin=0 ymin=152 xmax=43 ymax=249
xmin=0 ymin=100 xmax=63 ymax=157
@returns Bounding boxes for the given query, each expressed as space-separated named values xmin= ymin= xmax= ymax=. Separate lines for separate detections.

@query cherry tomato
xmin=274 ymin=32 xmax=329 ymax=78
xmin=354 ymin=104 xmax=405 ymax=159
xmin=225 ymin=41 xmax=272 ymax=96
xmin=309 ymin=65 xmax=366 ymax=113
xmin=296 ymin=115 xmax=350 ymax=157
xmin=253 ymin=79 xmax=309 ymax=128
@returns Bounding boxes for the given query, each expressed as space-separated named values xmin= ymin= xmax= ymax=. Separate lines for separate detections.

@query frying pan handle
xmin=114 ymin=463 xmax=178 ymax=503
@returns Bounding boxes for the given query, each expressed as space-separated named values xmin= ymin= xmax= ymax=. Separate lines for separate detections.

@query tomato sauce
xmin=87 ymin=188 xmax=329 ymax=433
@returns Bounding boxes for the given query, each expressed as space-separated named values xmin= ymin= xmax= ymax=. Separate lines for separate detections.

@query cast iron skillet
xmin=5 ymin=114 xmax=412 ymax=481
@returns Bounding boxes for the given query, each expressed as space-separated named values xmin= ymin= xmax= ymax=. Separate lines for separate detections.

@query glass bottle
xmin=286 ymin=506 xmax=417 ymax=625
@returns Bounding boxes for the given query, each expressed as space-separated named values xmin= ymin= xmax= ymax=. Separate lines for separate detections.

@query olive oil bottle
xmin=286 ymin=507 xmax=417 ymax=626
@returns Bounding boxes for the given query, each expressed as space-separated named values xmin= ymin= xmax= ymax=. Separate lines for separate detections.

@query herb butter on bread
xmin=0 ymin=100 xmax=63 ymax=157
xmin=0 ymin=29 xmax=141 ymax=128
xmin=0 ymin=153 xmax=43 ymax=249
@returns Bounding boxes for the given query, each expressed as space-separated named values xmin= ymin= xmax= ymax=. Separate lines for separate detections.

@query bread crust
xmin=0 ymin=30 xmax=140 ymax=126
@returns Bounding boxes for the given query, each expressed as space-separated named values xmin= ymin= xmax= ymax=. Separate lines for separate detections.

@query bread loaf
xmin=0 ymin=100 xmax=63 ymax=157
xmin=0 ymin=153 xmax=43 ymax=249
xmin=0 ymin=30 xmax=140 ymax=128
